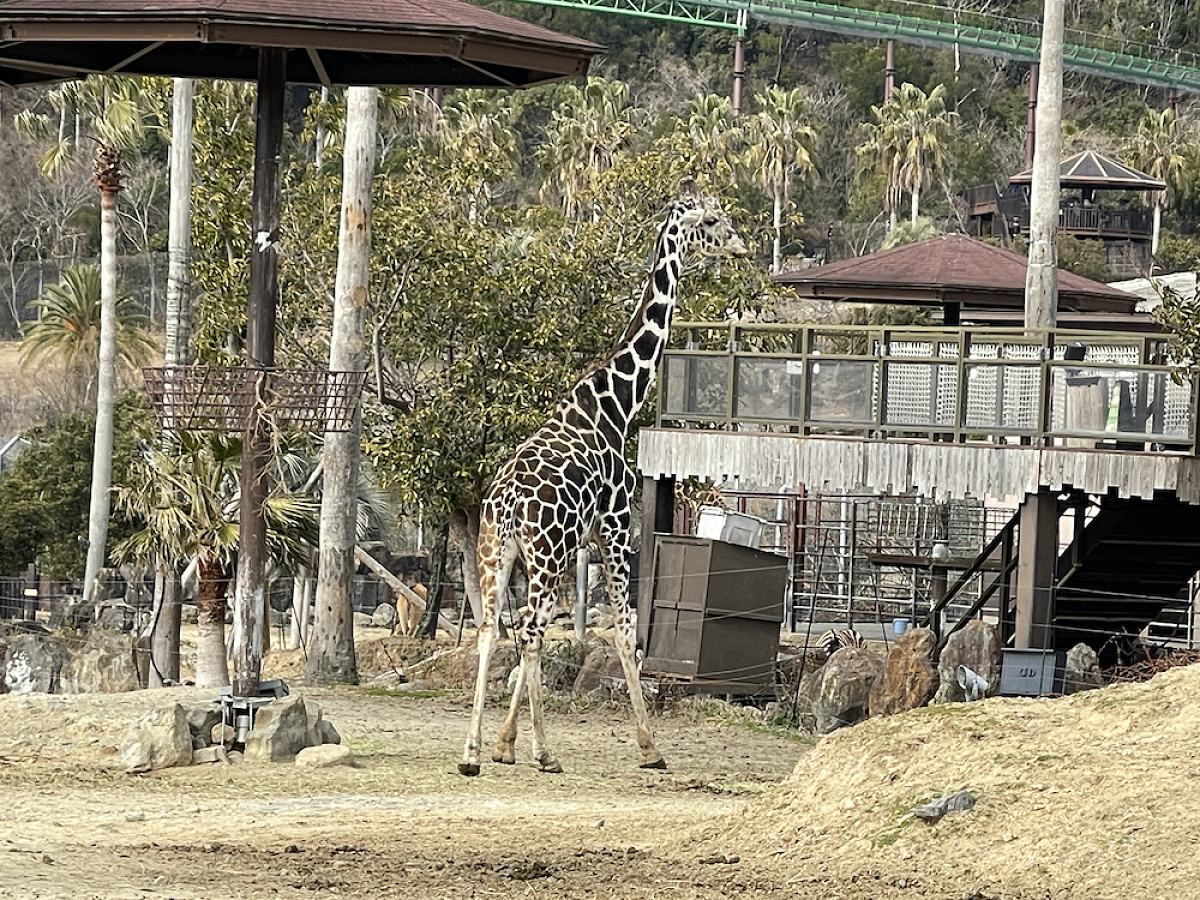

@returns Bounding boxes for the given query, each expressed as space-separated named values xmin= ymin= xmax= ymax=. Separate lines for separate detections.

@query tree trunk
xmin=306 ymin=86 xmax=378 ymax=686
xmin=771 ymin=191 xmax=784 ymax=274
xmin=420 ymin=522 xmax=451 ymax=638
xmin=149 ymin=565 xmax=182 ymax=687
xmin=450 ymin=506 xmax=484 ymax=626
xmin=194 ymin=557 xmax=231 ymax=688
xmin=164 ymin=78 xmax=195 ymax=369
xmin=81 ymin=145 xmax=122 ymax=610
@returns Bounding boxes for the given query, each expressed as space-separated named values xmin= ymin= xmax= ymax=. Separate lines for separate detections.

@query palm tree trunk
xmin=81 ymin=145 xmax=121 ymax=610
xmin=307 ymin=86 xmax=378 ymax=686
xmin=771 ymin=191 xmax=784 ymax=274
xmin=164 ymin=78 xmax=195 ymax=370
xmin=149 ymin=564 xmax=182 ymax=686
xmin=195 ymin=557 xmax=231 ymax=688
xmin=1152 ymin=202 xmax=1162 ymax=259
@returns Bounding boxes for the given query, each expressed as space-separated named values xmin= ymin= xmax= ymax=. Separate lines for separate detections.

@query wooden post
xmin=1014 ymin=490 xmax=1057 ymax=649
xmin=232 ymin=47 xmax=286 ymax=699
xmin=1024 ymin=0 xmax=1065 ymax=331
xmin=637 ymin=475 xmax=675 ymax=649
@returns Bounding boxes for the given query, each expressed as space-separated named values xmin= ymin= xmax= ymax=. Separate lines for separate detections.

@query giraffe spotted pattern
xmin=460 ymin=180 xmax=748 ymax=776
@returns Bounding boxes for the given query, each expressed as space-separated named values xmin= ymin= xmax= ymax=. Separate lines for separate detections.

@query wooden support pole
xmin=1014 ymin=490 xmax=1057 ymax=649
xmin=232 ymin=47 xmax=286 ymax=699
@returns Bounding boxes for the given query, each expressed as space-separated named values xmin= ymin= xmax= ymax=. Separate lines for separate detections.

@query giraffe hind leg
xmin=459 ymin=533 xmax=515 ymax=776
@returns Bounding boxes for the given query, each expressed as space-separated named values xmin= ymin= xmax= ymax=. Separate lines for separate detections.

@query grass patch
xmin=351 ymin=686 xmax=450 ymax=700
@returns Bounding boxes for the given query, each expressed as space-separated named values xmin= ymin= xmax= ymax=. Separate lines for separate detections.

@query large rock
xmin=809 ymin=646 xmax=884 ymax=734
xmin=934 ymin=620 xmax=1001 ymax=703
xmin=3 ymin=633 xmax=69 ymax=694
xmin=121 ymin=704 xmax=194 ymax=773
xmin=62 ymin=630 xmax=141 ymax=694
xmin=1063 ymin=642 xmax=1105 ymax=694
xmin=243 ymin=695 xmax=339 ymax=762
xmin=869 ymin=627 xmax=939 ymax=717
xmin=573 ymin=646 xmax=624 ymax=695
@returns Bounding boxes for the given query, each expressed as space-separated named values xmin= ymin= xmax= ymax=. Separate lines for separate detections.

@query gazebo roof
xmin=774 ymin=233 xmax=1139 ymax=315
xmin=0 ymin=0 xmax=602 ymax=87
xmin=1009 ymin=149 xmax=1166 ymax=192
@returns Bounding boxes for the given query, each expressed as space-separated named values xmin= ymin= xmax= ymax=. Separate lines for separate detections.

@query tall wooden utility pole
xmin=1024 ymin=0 xmax=1065 ymax=330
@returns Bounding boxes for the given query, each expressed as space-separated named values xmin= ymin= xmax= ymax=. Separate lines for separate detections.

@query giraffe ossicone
xmin=459 ymin=180 xmax=749 ymax=776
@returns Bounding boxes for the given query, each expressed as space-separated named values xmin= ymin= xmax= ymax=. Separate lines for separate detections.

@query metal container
xmin=999 ymin=649 xmax=1064 ymax=696
xmin=642 ymin=535 xmax=787 ymax=691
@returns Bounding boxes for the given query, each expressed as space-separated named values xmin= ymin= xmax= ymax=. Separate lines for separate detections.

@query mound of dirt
xmin=690 ymin=662 xmax=1200 ymax=899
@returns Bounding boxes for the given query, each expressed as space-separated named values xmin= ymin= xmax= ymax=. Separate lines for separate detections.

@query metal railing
xmin=657 ymin=323 xmax=1199 ymax=453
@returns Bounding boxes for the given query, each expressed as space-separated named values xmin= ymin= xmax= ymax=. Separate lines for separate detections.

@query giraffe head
xmin=671 ymin=178 xmax=749 ymax=259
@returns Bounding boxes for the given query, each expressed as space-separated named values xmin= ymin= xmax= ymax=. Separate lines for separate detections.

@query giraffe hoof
xmin=537 ymin=756 xmax=563 ymax=774
xmin=491 ymin=753 xmax=516 ymax=765
xmin=458 ymin=762 xmax=481 ymax=776
xmin=639 ymin=756 xmax=668 ymax=770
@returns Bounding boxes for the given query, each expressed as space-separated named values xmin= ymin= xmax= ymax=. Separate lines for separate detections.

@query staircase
xmin=1054 ymin=494 xmax=1200 ymax=657
xmin=929 ymin=492 xmax=1200 ymax=660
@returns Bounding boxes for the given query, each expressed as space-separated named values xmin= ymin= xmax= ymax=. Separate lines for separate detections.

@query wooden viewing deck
xmin=642 ymin=322 xmax=1198 ymax=502
xmin=636 ymin=323 xmax=1200 ymax=663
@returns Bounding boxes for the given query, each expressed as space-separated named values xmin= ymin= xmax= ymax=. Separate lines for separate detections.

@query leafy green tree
xmin=0 ymin=395 xmax=152 ymax=579
xmin=536 ymin=78 xmax=644 ymax=220
xmin=20 ymin=263 xmax=155 ymax=409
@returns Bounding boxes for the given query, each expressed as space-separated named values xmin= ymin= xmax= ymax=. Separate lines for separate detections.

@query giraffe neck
xmin=565 ymin=209 xmax=686 ymax=443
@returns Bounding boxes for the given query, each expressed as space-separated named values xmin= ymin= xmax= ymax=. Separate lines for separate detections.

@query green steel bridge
xmin=513 ymin=0 xmax=1200 ymax=92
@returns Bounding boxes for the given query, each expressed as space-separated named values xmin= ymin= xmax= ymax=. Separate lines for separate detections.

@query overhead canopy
xmin=0 ymin=0 xmax=602 ymax=88
xmin=1009 ymin=149 xmax=1166 ymax=192
xmin=775 ymin=234 xmax=1141 ymax=317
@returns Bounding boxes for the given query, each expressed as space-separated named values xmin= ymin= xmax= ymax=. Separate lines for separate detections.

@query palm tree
xmin=859 ymin=83 xmax=957 ymax=230
xmin=1124 ymin=107 xmax=1190 ymax=258
xmin=743 ymin=86 xmax=819 ymax=273
xmin=20 ymin=263 xmax=155 ymax=407
xmin=683 ymin=93 xmax=745 ymax=180
xmin=537 ymin=78 xmax=642 ymax=220
xmin=113 ymin=432 xmax=320 ymax=688
xmin=427 ymin=90 xmax=518 ymax=222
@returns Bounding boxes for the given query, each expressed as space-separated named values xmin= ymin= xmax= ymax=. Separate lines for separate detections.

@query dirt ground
xmin=1 ymin=635 xmax=1199 ymax=900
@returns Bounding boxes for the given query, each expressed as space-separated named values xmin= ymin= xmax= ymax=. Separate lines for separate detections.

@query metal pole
xmin=732 ymin=9 xmax=747 ymax=116
xmin=232 ymin=47 xmax=286 ymax=699
xmin=574 ymin=545 xmax=589 ymax=640
xmin=885 ymin=39 xmax=896 ymax=101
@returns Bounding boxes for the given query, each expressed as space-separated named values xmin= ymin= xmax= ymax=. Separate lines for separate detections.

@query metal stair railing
xmin=922 ymin=510 xmax=1019 ymax=650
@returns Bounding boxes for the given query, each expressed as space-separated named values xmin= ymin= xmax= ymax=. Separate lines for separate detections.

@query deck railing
xmin=657 ymin=323 xmax=1199 ymax=453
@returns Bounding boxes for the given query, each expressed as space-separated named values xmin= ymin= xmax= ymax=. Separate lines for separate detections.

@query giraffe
xmin=459 ymin=180 xmax=748 ymax=776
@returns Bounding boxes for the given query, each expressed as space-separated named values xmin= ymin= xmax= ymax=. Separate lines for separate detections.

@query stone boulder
xmin=934 ymin=620 xmax=1001 ymax=703
xmin=3 ymin=633 xmax=69 ymax=694
xmin=296 ymin=743 xmax=355 ymax=768
xmin=1063 ymin=642 xmax=1105 ymax=694
xmin=574 ymin=646 xmax=625 ymax=695
xmin=121 ymin=704 xmax=194 ymax=773
xmin=808 ymin=646 xmax=884 ymax=734
xmin=869 ymin=627 xmax=939 ymax=717
xmin=243 ymin=695 xmax=340 ymax=763
xmin=371 ymin=603 xmax=398 ymax=629
xmin=62 ymin=630 xmax=141 ymax=694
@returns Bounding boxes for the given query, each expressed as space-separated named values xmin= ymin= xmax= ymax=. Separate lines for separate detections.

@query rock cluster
xmin=119 ymin=694 xmax=348 ymax=773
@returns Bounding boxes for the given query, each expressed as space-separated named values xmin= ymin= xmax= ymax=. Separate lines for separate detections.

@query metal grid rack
xmin=143 ymin=366 xmax=367 ymax=433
